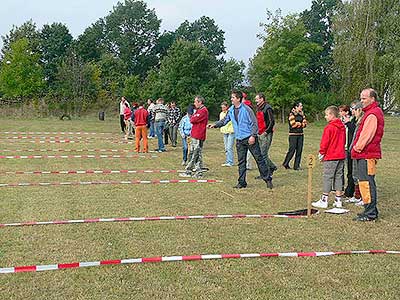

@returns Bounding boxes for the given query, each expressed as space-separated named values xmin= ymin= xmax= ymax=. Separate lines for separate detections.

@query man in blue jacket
xmin=209 ymin=91 xmax=273 ymax=189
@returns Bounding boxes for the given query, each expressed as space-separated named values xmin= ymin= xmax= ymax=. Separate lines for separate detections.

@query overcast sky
xmin=0 ymin=0 xmax=313 ymax=64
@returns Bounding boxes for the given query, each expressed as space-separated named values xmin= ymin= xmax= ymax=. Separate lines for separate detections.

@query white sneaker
xmin=221 ymin=163 xmax=233 ymax=167
xmin=181 ymin=160 xmax=186 ymax=166
xmin=333 ymin=200 xmax=343 ymax=208
xmin=312 ymin=199 xmax=328 ymax=209
xmin=355 ymin=200 xmax=364 ymax=206
xmin=345 ymin=197 xmax=361 ymax=203
xmin=179 ymin=172 xmax=191 ymax=178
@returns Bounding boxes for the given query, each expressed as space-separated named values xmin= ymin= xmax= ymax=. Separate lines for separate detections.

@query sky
xmin=0 ymin=0 xmax=313 ymax=64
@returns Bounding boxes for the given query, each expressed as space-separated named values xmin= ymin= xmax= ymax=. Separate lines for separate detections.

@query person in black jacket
xmin=255 ymin=93 xmax=277 ymax=177
xmin=282 ymin=102 xmax=307 ymax=170
xmin=339 ymin=104 xmax=357 ymax=197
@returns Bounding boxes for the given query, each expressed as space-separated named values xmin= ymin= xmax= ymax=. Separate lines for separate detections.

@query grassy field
xmin=0 ymin=116 xmax=399 ymax=300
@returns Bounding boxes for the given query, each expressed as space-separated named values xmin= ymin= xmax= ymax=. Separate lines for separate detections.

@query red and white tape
xmin=1 ymin=136 xmax=120 ymax=141
xmin=0 ymin=154 xmax=157 ymax=159
xmin=4 ymin=139 xmax=80 ymax=144
xmin=1 ymin=131 xmax=113 ymax=135
xmin=0 ymin=169 xmax=182 ymax=175
xmin=0 ymin=149 xmax=137 ymax=153
xmin=0 ymin=213 xmax=303 ymax=228
xmin=0 ymin=179 xmax=222 ymax=188
xmin=1 ymin=250 xmax=398 ymax=274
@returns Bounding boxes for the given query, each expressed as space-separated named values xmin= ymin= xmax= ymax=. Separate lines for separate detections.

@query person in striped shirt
xmin=282 ymin=102 xmax=307 ymax=170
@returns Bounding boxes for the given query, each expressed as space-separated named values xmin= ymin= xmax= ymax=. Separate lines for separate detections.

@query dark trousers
xmin=237 ymin=136 xmax=270 ymax=187
xmin=164 ymin=127 xmax=170 ymax=144
xmin=283 ymin=135 xmax=304 ymax=169
xmin=357 ymin=159 xmax=378 ymax=219
xmin=120 ymin=114 xmax=126 ymax=133
xmin=344 ymin=151 xmax=355 ymax=197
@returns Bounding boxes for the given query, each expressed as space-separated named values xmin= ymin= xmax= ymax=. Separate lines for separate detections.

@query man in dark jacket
xmin=255 ymin=93 xmax=277 ymax=177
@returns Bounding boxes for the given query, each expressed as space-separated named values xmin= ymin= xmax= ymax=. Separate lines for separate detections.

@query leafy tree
xmin=0 ymin=38 xmax=44 ymax=99
xmin=103 ymin=0 xmax=161 ymax=77
xmin=1 ymin=20 xmax=40 ymax=58
xmin=74 ymin=19 xmax=106 ymax=63
xmin=55 ymin=51 xmax=102 ymax=115
xmin=98 ymin=53 xmax=127 ymax=101
xmin=39 ymin=23 xmax=73 ymax=87
xmin=301 ymin=0 xmax=340 ymax=92
xmin=249 ymin=11 xmax=322 ymax=120
xmin=175 ymin=16 xmax=225 ymax=57
xmin=218 ymin=58 xmax=246 ymax=94
xmin=123 ymin=75 xmax=141 ymax=101
xmin=155 ymin=39 xmax=219 ymax=111
xmin=333 ymin=0 xmax=400 ymax=110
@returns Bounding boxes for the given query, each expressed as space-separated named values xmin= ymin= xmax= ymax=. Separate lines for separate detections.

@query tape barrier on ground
xmin=0 ymin=131 xmax=113 ymax=135
xmin=1 ymin=250 xmax=398 ymax=274
xmin=0 ymin=213 xmax=305 ymax=228
xmin=0 ymin=149 xmax=141 ymax=153
xmin=0 ymin=154 xmax=157 ymax=159
xmin=4 ymin=140 xmax=81 ymax=144
xmin=0 ymin=169 xmax=183 ymax=175
xmin=1 ymin=136 xmax=118 ymax=141
xmin=0 ymin=179 xmax=222 ymax=188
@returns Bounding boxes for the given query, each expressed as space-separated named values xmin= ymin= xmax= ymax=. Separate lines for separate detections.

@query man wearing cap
xmin=351 ymin=88 xmax=384 ymax=222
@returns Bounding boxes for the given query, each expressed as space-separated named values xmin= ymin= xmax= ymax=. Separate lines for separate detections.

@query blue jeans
xmin=223 ymin=133 xmax=235 ymax=165
xmin=155 ymin=120 xmax=166 ymax=151
xmin=149 ymin=121 xmax=155 ymax=137
xmin=182 ymin=136 xmax=189 ymax=162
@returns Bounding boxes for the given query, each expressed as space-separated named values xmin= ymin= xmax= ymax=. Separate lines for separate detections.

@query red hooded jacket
xmin=190 ymin=105 xmax=209 ymax=141
xmin=319 ymin=118 xmax=346 ymax=161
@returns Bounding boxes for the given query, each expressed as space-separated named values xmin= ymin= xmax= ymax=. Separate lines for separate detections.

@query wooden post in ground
xmin=307 ymin=154 xmax=316 ymax=217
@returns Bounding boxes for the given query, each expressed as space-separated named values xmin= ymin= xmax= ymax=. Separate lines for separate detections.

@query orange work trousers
xmin=135 ymin=126 xmax=148 ymax=153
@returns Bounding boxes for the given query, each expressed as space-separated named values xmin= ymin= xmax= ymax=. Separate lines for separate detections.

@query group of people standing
xmin=119 ymin=88 xmax=385 ymax=222
xmin=312 ymin=88 xmax=384 ymax=222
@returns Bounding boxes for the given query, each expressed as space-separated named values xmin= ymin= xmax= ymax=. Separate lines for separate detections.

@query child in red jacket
xmin=312 ymin=106 xmax=346 ymax=209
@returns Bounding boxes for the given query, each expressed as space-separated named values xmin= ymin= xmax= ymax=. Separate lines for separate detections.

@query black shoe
xmin=233 ymin=184 xmax=247 ymax=189
xmin=294 ymin=167 xmax=303 ymax=171
xmin=266 ymin=180 xmax=273 ymax=189
xmin=282 ymin=164 xmax=291 ymax=169
xmin=255 ymin=175 xmax=262 ymax=180
xmin=353 ymin=215 xmax=377 ymax=222
xmin=270 ymin=166 xmax=278 ymax=174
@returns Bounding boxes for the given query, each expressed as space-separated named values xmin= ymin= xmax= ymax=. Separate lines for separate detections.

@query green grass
xmin=0 ymin=116 xmax=399 ymax=300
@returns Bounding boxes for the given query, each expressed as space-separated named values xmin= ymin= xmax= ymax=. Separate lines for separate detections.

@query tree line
xmin=0 ymin=0 xmax=398 ymax=119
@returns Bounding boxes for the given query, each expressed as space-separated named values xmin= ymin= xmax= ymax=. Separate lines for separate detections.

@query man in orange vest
xmin=351 ymin=88 xmax=384 ymax=222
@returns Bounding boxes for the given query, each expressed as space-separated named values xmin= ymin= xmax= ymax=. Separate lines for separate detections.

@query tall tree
xmin=249 ymin=11 xmax=322 ymax=119
xmin=39 ymin=23 xmax=73 ymax=87
xmin=74 ymin=19 xmax=106 ymax=63
xmin=103 ymin=0 xmax=161 ymax=77
xmin=55 ymin=51 xmax=102 ymax=115
xmin=0 ymin=38 xmax=44 ymax=99
xmin=333 ymin=0 xmax=400 ymax=110
xmin=1 ymin=20 xmax=40 ymax=58
xmin=155 ymin=39 xmax=219 ymax=111
xmin=175 ymin=16 xmax=225 ymax=57
xmin=218 ymin=58 xmax=246 ymax=94
xmin=301 ymin=0 xmax=340 ymax=92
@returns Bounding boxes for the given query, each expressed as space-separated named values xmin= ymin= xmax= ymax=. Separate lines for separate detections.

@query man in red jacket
xmin=351 ymin=88 xmax=384 ymax=222
xmin=133 ymin=102 xmax=149 ymax=153
xmin=180 ymin=96 xmax=209 ymax=178
xmin=312 ymin=106 xmax=346 ymax=209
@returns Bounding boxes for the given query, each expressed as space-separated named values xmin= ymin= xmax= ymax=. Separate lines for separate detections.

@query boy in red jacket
xmin=312 ymin=106 xmax=346 ymax=209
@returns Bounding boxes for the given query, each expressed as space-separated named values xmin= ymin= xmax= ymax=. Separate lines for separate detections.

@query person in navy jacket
xmin=209 ymin=90 xmax=272 ymax=189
